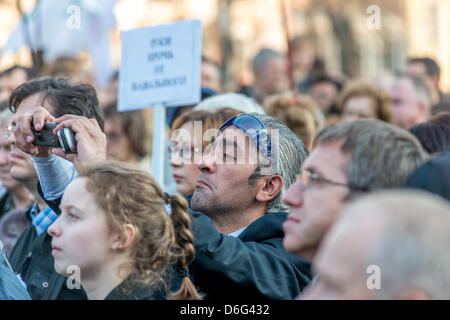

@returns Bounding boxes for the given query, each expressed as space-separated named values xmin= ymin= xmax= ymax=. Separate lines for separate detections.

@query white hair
xmin=0 ymin=109 xmax=13 ymax=129
xmin=194 ymin=93 xmax=266 ymax=114
xmin=341 ymin=190 xmax=450 ymax=299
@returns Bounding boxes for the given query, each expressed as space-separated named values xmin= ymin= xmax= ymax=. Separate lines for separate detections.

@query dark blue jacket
xmin=187 ymin=195 xmax=312 ymax=300
xmin=404 ymin=151 xmax=450 ymax=201
xmin=0 ymin=241 xmax=31 ymax=300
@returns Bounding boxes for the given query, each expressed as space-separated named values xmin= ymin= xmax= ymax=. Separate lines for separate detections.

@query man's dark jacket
xmin=404 ymin=151 xmax=450 ymax=201
xmin=187 ymin=194 xmax=312 ymax=300
xmin=0 ymin=191 xmax=14 ymax=220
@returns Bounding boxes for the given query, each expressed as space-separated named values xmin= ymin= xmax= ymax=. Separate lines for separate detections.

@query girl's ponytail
xmin=168 ymin=194 xmax=202 ymax=300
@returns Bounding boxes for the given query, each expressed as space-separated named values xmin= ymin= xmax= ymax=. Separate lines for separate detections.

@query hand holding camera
xmin=12 ymin=106 xmax=57 ymax=157
xmin=30 ymin=122 xmax=77 ymax=154
xmin=53 ymin=114 xmax=107 ymax=165
xmin=13 ymin=106 xmax=105 ymax=164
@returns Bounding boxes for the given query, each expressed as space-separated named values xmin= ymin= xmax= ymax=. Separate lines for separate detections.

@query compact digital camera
xmin=31 ymin=122 xmax=77 ymax=154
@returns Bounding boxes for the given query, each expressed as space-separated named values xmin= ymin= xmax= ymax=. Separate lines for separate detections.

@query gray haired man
xmin=282 ymin=119 xmax=427 ymax=264
xmin=390 ymin=75 xmax=431 ymax=129
xmin=188 ymin=113 xmax=312 ymax=300
xmin=249 ymin=48 xmax=287 ymax=104
xmin=303 ymin=190 xmax=450 ymax=299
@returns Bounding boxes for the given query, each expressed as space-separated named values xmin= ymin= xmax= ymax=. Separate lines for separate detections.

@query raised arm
xmin=13 ymin=107 xmax=107 ymax=202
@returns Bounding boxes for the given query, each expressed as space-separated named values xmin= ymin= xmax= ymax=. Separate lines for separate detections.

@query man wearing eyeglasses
xmin=282 ymin=119 xmax=428 ymax=287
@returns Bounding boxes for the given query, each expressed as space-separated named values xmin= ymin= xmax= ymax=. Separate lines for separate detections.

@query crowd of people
xmin=0 ymin=32 xmax=449 ymax=301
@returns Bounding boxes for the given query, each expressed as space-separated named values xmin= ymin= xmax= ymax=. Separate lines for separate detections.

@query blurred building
xmin=0 ymin=0 xmax=448 ymax=92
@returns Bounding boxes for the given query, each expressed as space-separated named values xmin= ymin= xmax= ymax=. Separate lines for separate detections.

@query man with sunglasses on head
xmin=187 ymin=113 xmax=311 ymax=300
xmin=282 ymin=119 xmax=428 ymax=293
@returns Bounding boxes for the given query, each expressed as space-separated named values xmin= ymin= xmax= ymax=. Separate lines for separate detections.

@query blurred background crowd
xmin=0 ymin=0 xmax=449 ymax=243
xmin=0 ymin=0 xmax=447 ymax=161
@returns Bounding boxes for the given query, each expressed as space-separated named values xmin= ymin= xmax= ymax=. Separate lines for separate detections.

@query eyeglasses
xmin=169 ymin=141 xmax=200 ymax=162
xmin=297 ymin=170 xmax=354 ymax=190
xmin=218 ymin=114 xmax=274 ymax=165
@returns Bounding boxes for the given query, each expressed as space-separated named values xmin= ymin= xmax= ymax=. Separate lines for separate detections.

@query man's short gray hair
xmin=194 ymin=93 xmax=265 ymax=114
xmin=313 ymin=119 xmax=428 ymax=197
xmin=0 ymin=109 xmax=13 ymax=129
xmin=252 ymin=48 xmax=284 ymax=74
xmin=343 ymin=190 xmax=450 ymax=299
xmin=404 ymin=76 xmax=431 ymax=107
xmin=251 ymin=113 xmax=309 ymax=213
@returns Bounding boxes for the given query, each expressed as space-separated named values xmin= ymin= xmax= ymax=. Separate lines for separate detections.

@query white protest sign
xmin=118 ymin=19 xmax=202 ymax=111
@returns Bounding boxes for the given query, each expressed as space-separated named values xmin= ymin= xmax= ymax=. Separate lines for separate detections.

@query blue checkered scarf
xmin=29 ymin=203 xmax=58 ymax=236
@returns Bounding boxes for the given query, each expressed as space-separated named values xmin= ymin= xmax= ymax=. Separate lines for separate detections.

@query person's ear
xmin=111 ymin=224 xmax=136 ymax=251
xmin=418 ymin=100 xmax=430 ymax=119
xmin=255 ymin=175 xmax=284 ymax=203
